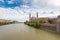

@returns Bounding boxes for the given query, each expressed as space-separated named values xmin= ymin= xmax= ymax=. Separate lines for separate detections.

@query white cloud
xmin=8 ymin=1 xmax=13 ymax=4
xmin=0 ymin=0 xmax=4 ymax=2
xmin=0 ymin=0 xmax=59 ymax=8
xmin=15 ymin=5 xmax=60 ymax=18
xmin=48 ymin=0 xmax=60 ymax=7
xmin=0 ymin=7 xmax=28 ymax=22
xmin=23 ymin=0 xmax=60 ymax=8
xmin=0 ymin=6 xmax=60 ymax=22
xmin=0 ymin=0 xmax=60 ymax=22
xmin=8 ymin=0 xmax=14 ymax=4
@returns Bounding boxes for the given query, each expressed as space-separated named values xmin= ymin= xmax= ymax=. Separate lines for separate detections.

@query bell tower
xmin=29 ymin=13 xmax=31 ymax=21
xmin=37 ymin=12 xmax=38 ymax=18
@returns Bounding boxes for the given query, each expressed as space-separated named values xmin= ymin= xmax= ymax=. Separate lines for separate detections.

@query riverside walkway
xmin=0 ymin=23 xmax=60 ymax=40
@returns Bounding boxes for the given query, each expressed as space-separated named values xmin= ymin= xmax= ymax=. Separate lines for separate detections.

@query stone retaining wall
xmin=40 ymin=23 xmax=60 ymax=34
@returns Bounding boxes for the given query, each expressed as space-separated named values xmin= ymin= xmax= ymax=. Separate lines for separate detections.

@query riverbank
xmin=24 ymin=21 xmax=60 ymax=34
xmin=0 ymin=21 xmax=18 ymax=26
xmin=24 ymin=21 xmax=40 ymax=29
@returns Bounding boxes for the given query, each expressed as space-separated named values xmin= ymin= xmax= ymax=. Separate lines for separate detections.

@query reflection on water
xmin=0 ymin=23 xmax=60 ymax=40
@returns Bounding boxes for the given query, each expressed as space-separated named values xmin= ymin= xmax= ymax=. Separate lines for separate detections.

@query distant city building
xmin=57 ymin=15 xmax=60 ymax=23
xmin=0 ymin=19 xmax=13 ymax=23
xmin=29 ymin=12 xmax=49 ymax=23
xmin=58 ymin=15 xmax=60 ymax=18
xmin=50 ymin=15 xmax=60 ymax=24
xmin=38 ymin=18 xmax=49 ymax=23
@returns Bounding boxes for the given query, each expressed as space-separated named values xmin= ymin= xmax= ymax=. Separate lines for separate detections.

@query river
xmin=0 ymin=23 xmax=60 ymax=40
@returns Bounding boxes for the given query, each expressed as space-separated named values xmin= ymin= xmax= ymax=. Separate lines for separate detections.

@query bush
xmin=24 ymin=20 xmax=40 ymax=29
xmin=48 ymin=18 xmax=52 ymax=23
xmin=30 ymin=21 xmax=40 ymax=29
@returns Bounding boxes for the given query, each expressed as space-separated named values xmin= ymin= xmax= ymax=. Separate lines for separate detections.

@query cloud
xmin=22 ymin=0 xmax=48 ymax=8
xmin=8 ymin=0 xmax=14 ymax=4
xmin=22 ymin=0 xmax=60 ymax=8
xmin=0 ymin=5 xmax=60 ymax=22
xmin=0 ymin=0 xmax=60 ymax=8
xmin=15 ymin=5 xmax=60 ymax=18
xmin=0 ymin=0 xmax=60 ymax=22
xmin=0 ymin=0 xmax=4 ymax=2
xmin=0 ymin=7 xmax=28 ymax=22
xmin=47 ymin=0 xmax=60 ymax=8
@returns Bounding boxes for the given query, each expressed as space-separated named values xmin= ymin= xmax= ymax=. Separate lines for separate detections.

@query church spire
xmin=37 ymin=12 xmax=38 ymax=18
xmin=29 ymin=13 xmax=31 ymax=21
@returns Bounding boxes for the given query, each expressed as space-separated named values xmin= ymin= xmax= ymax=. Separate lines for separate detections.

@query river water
xmin=0 ymin=23 xmax=60 ymax=40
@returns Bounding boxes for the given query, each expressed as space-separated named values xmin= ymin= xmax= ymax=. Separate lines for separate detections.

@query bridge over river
xmin=0 ymin=23 xmax=60 ymax=40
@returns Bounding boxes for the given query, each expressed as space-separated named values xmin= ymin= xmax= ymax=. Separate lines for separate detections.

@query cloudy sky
xmin=0 ymin=0 xmax=60 ymax=22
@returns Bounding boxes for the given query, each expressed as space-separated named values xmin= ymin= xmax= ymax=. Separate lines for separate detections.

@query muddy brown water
xmin=0 ymin=23 xmax=60 ymax=40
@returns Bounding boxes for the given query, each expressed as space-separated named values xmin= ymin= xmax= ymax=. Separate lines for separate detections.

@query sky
xmin=0 ymin=0 xmax=60 ymax=22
